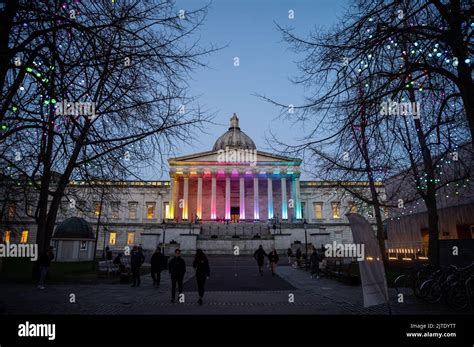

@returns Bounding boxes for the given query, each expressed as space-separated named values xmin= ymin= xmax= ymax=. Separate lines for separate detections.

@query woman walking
xmin=193 ymin=249 xmax=210 ymax=305
xmin=268 ymin=248 xmax=279 ymax=276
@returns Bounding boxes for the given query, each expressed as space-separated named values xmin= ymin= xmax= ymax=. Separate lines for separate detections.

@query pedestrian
xmin=295 ymin=248 xmax=302 ymax=268
xmin=310 ymin=249 xmax=320 ymax=279
xmin=268 ymin=248 xmax=279 ymax=276
xmin=253 ymin=245 xmax=267 ymax=276
xmin=287 ymin=248 xmax=293 ymax=265
xmin=37 ymin=246 xmax=54 ymax=290
xmin=193 ymin=249 xmax=210 ymax=305
xmin=168 ymin=248 xmax=186 ymax=303
xmin=130 ymin=246 xmax=145 ymax=287
xmin=105 ymin=246 xmax=113 ymax=261
xmin=150 ymin=247 xmax=166 ymax=288
xmin=113 ymin=253 xmax=125 ymax=272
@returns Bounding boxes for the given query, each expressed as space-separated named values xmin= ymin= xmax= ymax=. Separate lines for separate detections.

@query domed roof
xmin=212 ymin=113 xmax=257 ymax=151
xmin=53 ymin=217 xmax=95 ymax=239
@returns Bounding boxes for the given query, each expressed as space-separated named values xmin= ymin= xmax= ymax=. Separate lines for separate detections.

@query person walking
xmin=310 ymin=249 xmax=320 ymax=279
xmin=193 ymin=249 xmax=210 ymax=305
xmin=295 ymin=248 xmax=302 ymax=268
xmin=168 ymin=248 xmax=186 ymax=303
xmin=253 ymin=245 xmax=267 ymax=276
xmin=130 ymin=246 xmax=145 ymax=287
xmin=37 ymin=246 xmax=55 ymax=289
xmin=268 ymin=248 xmax=279 ymax=276
xmin=287 ymin=248 xmax=293 ymax=265
xmin=150 ymin=247 xmax=166 ymax=288
xmin=105 ymin=246 xmax=113 ymax=261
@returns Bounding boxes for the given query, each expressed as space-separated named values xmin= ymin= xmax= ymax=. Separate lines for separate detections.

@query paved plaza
xmin=0 ymin=256 xmax=463 ymax=315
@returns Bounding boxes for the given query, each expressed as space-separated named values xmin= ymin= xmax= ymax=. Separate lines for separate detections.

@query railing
xmin=385 ymin=241 xmax=429 ymax=261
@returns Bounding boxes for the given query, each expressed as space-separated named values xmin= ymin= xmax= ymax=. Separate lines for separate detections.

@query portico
xmin=167 ymin=114 xmax=302 ymax=223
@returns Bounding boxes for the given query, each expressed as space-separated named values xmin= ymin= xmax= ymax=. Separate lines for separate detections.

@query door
xmin=230 ymin=207 xmax=239 ymax=223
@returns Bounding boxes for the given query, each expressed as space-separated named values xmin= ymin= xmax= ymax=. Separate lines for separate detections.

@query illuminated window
xmin=127 ymin=232 xmax=135 ymax=245
xmin=147 ymin=202 xmax=156 ymax=219
xmin=20 ymin=230 xmax=28 ymax=243
xmin=111 ymin=201 xmax=120 ymax=219
xmin=94 ymin=201 xmax=102 ymax=217
xmin=348 ymin=202 xmax=358 ymax=213
xmin=80 ymin=241 xmax=87 ymax=251
xmin=164 ymin=202 xmax=170 ymax=219
xmin=109 ymin=232 xmax=117 ymax=245
xmin=3 ymin=230 xmax=11 ymax=243
xmin=332 ymin=202 xmax=341 ymax=219
xmin=7 ymin=203 xmax=16 ymax=220
xmin=313 ymin=202 xmax=323 ymax=219
xmin=128 ymin=202 xmax=138 ymax=219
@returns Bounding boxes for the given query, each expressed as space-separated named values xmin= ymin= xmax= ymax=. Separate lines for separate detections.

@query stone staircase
xmin=199 ymin=223 xmax=274 ymax=240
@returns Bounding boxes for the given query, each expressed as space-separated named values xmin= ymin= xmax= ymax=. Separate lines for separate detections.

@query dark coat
xmin=310 ymin=252 xmax=320 ymax=266
xmin=268 ymin=251 xmax=279 ymax=264
xmin=168 ymin=257 xmax=186 ymax=278
xmin=150 ymin=252 xmax=166 ymax=271
xmin=193 ymin=257 xmax=210 ymax=278
xmin=130 ymin=250 xmax=145 ymax=268
xmin=254 ymin=248 xmax=267 ymax=265
xmin=38 ymin=251 xmax=54 ymax=267
xmin=295 ymin=249 xmax=302 ymax=259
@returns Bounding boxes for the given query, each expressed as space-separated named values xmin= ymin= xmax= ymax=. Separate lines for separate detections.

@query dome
xmin=212 ymin=113 xmax=257 ymax=151
xmin=53 ymin=217 xmax=95 ymax=239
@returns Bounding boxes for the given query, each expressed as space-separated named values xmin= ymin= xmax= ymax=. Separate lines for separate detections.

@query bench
xmin=98 ymin=260 xmax=119 ymax=276
xmin=324 ymin=258 xmax=360 ymax=285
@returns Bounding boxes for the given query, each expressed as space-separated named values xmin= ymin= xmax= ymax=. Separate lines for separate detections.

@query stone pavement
xmin=0 ymin=256 xmax=464 ymax=315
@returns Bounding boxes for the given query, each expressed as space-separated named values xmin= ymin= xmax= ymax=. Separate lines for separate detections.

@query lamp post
xmin=161 ymin=219 xmax=167 ymax=255
xmin=303 ymin=219 xmax=308 ymax=270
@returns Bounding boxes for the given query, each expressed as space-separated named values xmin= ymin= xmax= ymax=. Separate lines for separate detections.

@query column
xmin=291 ymin=174 xmax=302 ymax=221
xmin=267 ymin=175 xmax=273 ymax=220
xmin=196 ymin=175 xmax=202 ymax=219
xmin=253 ymin=175 xmax=259 ymax=220
xmin=225 ymin=173 xmax=231 ymax=220
xmin=182 ymin=174 xmax=188 ymax=220
xmin=168 ymin=174 xmax=175 ymax=219
xmin=281 ymin=176 xmax=288 ymax=220
xmin=211 ymin=174 xmax=217 ymax=220
xmin=239 ymin=174 xmax=245 ymax=220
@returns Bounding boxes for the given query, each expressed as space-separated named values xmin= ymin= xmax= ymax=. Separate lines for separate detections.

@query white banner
xmin=347 ymin=213 xmax=389 ymax=308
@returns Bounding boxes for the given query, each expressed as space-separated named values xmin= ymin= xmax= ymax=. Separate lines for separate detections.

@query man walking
xmin=253 ymin=245 xmax=267 ymax=276
xmin=150 ymin=247 xmax=166 ymax=288
xmin=130 ymin=246 xmax=145 ymax=287
xmin=168 ymin=249 xmax=186 ymax=303
xmin=37 ymin=246 xmax=55 ymax=289
xmin=310 ymin=248 xmax=320 ymax=279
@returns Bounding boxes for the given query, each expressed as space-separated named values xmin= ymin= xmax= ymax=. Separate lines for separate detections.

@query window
xmin=128 ymin=202 xmax=138 ymax=219
xmin=27 ymin=204 xmax=34 ymax=216
xmin=301 ymin=202 xmax=306 ymax=220
xmin=111 ymin=201 xmax=120 ymax=219
xmin=127 ymin=232 xmax=135 ymax=245
xmin=313 ymin=202 xmax=323 ymax=219
xmin=94 ymin=201 xmax=102 ymax=217
xmin=331 ymin=202 xmax=341 ymax=219
xmin=80 ymin=241 xmax=87 ymax=251
xmin=3 ymin=230 xmax=11 ymax=243
xmin=77 ymin=201 xmax=86 ymax=217
xmin=109 ymin=232 xmax=117 ymax=245
xmin=164 ymin=202 xmax=170 ymax=219
xmin=7 ymin=203 xmax=16 ymax=220
xmin=146 ymin=202 xmax=156 ymax=219
xmin=348 ymin=202 xmax=358 ymax=213
xmin=20 ymin=230 xmax=28 ymax=243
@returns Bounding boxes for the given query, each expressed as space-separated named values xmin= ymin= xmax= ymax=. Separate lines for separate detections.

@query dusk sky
xmin=148 ymin=0 xmax=349 ymax=179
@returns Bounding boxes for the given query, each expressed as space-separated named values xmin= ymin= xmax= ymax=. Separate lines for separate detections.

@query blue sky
xmin=149 ymin=0 xmax=349 ymax=179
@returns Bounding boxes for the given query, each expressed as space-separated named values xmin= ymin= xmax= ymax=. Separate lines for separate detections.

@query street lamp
xmin=303 ymin=219 xmax=308 ymax=270
xmin=161 ymin=219 xmax=167 ymax=255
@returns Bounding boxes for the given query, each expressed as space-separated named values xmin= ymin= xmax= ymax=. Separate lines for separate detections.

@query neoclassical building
xmin=1 ymin=114 xmax=382 ymax=255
